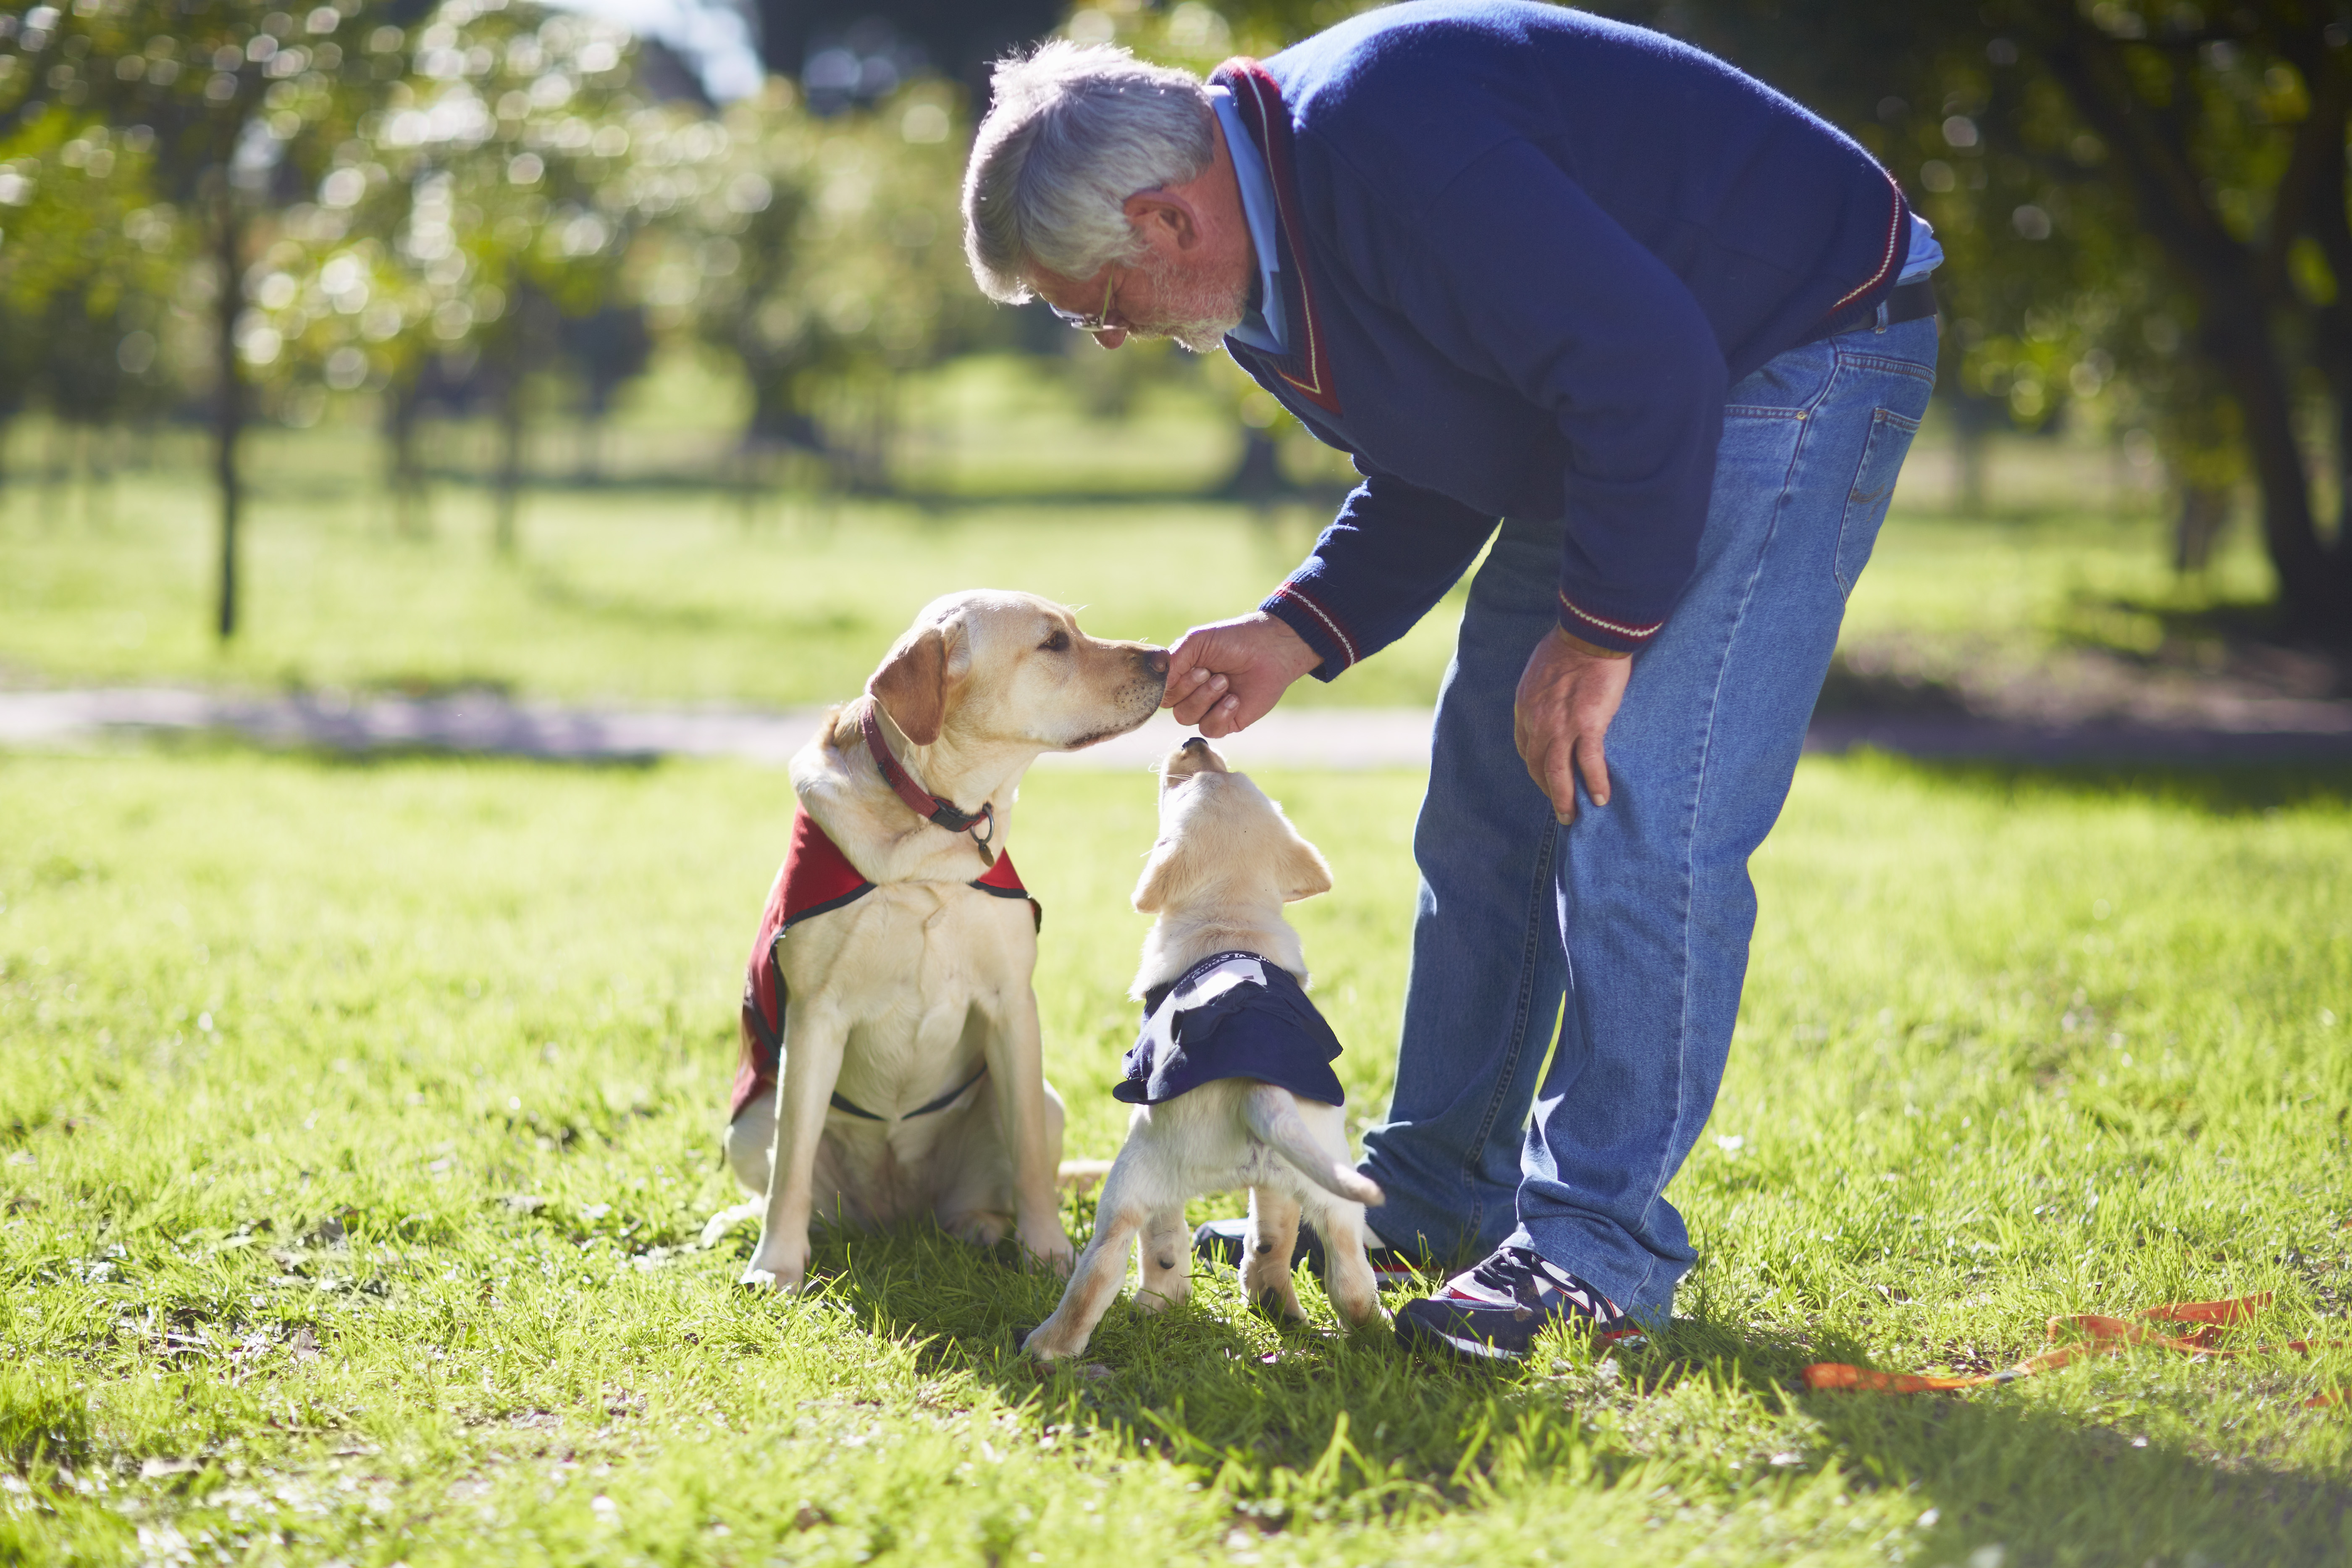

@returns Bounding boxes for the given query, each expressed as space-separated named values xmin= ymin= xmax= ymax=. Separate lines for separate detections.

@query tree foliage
xmin=1606 ymin=0 xmax=2352 ymax=633
xmin=673 ymin=76 xmax=986 ymax=487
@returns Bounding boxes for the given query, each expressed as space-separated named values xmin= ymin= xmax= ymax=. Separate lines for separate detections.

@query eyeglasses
xmin=1048 ymin=269 xmax=1118 ymax=333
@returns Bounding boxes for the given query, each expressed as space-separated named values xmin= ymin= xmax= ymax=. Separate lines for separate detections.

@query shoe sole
xmin=1393 ymin=1309 xmax=1524 ymax=1362
xmin=1394 ymin=1307 xmax=1643 ymax=1363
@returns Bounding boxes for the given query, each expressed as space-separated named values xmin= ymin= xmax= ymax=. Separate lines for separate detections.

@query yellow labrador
xmin=709 ymin=591 xmax=1168 ymax=1293
xmin=1023 ymin=737 xmax=1385 ymax=1361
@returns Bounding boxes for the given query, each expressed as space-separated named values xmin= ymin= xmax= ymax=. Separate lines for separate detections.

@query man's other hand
xmin=1163 ymin=612 xmax=1323 ymax=737
xmin=1514 ymin=628 xmax=1633 ymax=823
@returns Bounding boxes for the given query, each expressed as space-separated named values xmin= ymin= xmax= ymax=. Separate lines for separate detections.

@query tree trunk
xmin=1215 ymin=424 xmax=1288 ymax=505
xmin=494 ymin=363 xmax=523 ymax=556
xmin=385 ymin=379 xmax=429 ymax=538
xmin=2039 ymin=16 xmax=2352 ymax=638
xmin=2173 ymin=483 xmax=2231 ymax=574
xmin=213 ymin=179 xmax=244 ymax=642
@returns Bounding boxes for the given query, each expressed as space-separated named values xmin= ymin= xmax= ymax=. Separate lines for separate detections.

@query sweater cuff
xmin=1554 ymin=589 xmax=1664 ymax=655
xmin=1261 ymin=583 xmax=1355 ymax=684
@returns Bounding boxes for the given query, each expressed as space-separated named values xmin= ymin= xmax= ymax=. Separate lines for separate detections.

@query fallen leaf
xmin=290 ymin=1326 xmax=322 ymax=1361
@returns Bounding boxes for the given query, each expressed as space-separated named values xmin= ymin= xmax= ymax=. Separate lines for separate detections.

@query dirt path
xmin=3 ymin=684 xmax=2349 ymax=767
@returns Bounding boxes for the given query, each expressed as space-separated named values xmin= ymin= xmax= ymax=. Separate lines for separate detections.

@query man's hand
xmin=1163 ymin=612 xmax=1323 ymax=737
xmin=1514 ymin=627 xmax=1633 ymax=823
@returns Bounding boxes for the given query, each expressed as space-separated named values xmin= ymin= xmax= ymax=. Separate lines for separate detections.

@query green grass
xmin=0 ymin=449 xmax=1444 ymax=712
xmin=4 ymin=744 xmax=2349 ymax=1565
xmin=0 ymin=397 xmax=2279 ymax=717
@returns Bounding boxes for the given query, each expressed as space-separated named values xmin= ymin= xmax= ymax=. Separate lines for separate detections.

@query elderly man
xmin=961 ymin=0 xmax=1939 ymax=1360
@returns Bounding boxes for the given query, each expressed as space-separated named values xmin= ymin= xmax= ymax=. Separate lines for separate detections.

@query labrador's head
xmin=866 ymin=591 xmax=1169 ymax=751
xmin=1132 ymin=736 xmax=1332 ymax=917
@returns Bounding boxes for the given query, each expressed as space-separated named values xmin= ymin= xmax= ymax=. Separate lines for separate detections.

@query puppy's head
xmin=1132 ymin=737 xmax=1332 ymax=917
xmin=866 ymin=591 xmax=1168 ymax=749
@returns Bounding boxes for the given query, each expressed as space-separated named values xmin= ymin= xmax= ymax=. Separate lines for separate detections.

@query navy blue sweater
xmin=1212 ymin=2 xmax=1910 ymax=661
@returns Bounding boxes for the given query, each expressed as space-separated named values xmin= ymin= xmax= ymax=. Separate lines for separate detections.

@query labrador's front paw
xmin=1025 ymin=1230 xmax=1076 ymax=1279
xmin=739 ymin=1245 xmax=808 ymax=1293
xmin=698 ymin=1201 xmax=761 ymax=1250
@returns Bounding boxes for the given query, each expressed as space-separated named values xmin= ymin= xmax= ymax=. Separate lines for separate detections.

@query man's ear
xmin=1278 ymin=833 xmax=1332 ymax=903
xmin=1121 ymin=189 xmax=1198 ymax=255
xmin=1131 ymin=837 xmax=1190 ymax=915
xmin=868 ymin=625 xmax=947 ymax=746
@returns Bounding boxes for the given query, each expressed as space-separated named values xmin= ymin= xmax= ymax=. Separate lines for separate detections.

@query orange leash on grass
xmin=1802 ymin=1293 xmax=2347 ymax=1410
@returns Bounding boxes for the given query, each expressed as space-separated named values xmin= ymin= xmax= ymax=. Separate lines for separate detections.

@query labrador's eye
xmin=1039 ymin=629 xmax=1071 ymax=653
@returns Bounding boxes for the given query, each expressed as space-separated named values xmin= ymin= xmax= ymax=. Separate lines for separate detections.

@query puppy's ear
xmin=1277 ymin=832 xmax=1332 ymax=903
xmin=868 ymin=625 xmax=947 ymax=746
xmin=1131 ymin=837 xmax=1189 ymax=915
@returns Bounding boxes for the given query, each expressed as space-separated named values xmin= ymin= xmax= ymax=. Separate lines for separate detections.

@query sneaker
xmin=1393 ymin=1243 xmax=1630 ymax=1362
xmin=1190 ymin=1217 xmax=1430 ymax=1289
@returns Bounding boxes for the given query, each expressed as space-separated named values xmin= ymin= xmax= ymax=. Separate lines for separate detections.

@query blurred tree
xmin=0 ymin=109 xmax=184 ymax=511
xmin=257 ymin=0 xmax=662 ymax=549
xmin=1605 ymin=0 xmax=2352 ymax=636
xmin=0 ymin=0 xmax=378 ymax=638
xmin=667 ymin=74 xmax=986 ymax=494
xmin=753 ymin=0 xmax=1060 ymax=106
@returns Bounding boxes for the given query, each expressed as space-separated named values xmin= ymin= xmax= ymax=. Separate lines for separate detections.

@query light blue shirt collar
xmin=1208 ymin=85 xmax=1290 ymax=356
xmin=1897 ymin=212 xmax=1942 ymax=284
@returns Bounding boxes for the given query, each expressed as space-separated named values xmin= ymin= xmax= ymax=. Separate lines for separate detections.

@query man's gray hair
xmin=962 ymin=41 xmax=1215 ymax=302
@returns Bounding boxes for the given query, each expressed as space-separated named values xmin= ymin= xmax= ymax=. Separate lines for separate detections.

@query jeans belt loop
xmin=1873 ymin=298 xmax=1890 ymax=333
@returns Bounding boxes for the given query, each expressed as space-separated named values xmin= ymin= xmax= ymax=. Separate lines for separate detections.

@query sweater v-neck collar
xmin=1210 ymin=58 xmax=1342 ymax=416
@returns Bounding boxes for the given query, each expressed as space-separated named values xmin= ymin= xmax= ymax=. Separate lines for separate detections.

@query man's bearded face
xmin=1132 ymin=255 xmax=1248 ymax=354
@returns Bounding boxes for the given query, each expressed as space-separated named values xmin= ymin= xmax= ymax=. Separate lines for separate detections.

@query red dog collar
xmin=861 ymin=705 xmax=997 ymax=865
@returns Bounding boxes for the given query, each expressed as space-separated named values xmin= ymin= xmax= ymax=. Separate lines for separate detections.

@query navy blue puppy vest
xmin=1116 ymin=951 xmax=1347 ymax=1108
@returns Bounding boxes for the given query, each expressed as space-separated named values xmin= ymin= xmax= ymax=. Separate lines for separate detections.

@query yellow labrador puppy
xmin=709 ymin=591 xmax=1168 ymax=1293
xmin=1023 ymin=737 xmax=1385 ymax=1361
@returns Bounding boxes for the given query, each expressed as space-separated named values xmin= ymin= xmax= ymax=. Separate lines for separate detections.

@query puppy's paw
xmin=1020 ymin=1324 xmax=1085 ymax=1363
xmin=1249 ymin=1288 xmax=1310 ymax=1322
xmin=1132 ymin=1282 xmax=1190 ymax=1315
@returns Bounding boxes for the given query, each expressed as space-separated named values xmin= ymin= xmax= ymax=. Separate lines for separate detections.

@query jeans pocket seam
xmin=1834 ymin=407 xmax=1920 ymax=599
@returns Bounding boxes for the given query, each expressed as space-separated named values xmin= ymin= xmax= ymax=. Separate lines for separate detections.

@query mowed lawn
xmin=0 ymin=409 xmax=2281 ymax=717
xmin=3 ymin=743 xmax=2348 ymax=1565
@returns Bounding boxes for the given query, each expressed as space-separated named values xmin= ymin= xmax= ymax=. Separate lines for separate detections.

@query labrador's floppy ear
xmin=1277 ymin=829 xmax=1332 ymax=904
xmin=867 ymin=625 xmax=948 ymax=746
xmin=1131 ymin=835 xmax=1192 ymax=916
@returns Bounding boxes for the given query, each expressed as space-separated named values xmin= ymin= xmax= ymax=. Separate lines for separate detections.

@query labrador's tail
xmin=1243 ymin=1085 xmax=1383 ymax=1206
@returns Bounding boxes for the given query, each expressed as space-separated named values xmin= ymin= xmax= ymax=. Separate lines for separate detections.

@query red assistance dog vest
xmin=731 ymin=810 xmax=1040 ymax=1125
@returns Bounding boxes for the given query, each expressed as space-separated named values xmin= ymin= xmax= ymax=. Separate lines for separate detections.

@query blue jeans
xmin=1357 ymin=317 xmax=1937 ymax=1322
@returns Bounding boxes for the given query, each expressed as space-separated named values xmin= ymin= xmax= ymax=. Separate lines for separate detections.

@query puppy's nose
xmin=1181 ymin=735 xmax=1209 ymax=752
xmin=1142 ymin=648 xmax=1170 ymax=677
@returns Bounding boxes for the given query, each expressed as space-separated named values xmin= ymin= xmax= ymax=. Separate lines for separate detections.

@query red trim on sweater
xmin=1827 ymin=171 xmax=1907 ymax=313
xmin=1556 ymin=590 xmax=1663 ymax=648
xmin=1270 ymin=582 xmax=1359 ymax=669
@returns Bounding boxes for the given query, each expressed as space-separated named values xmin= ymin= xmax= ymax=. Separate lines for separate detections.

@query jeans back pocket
xmin=1835 ymin=406 xmax=1922 ymax=598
